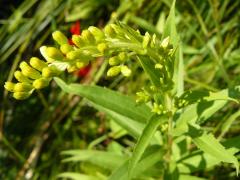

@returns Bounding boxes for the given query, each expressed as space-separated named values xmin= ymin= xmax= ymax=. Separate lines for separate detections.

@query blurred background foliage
xmin=0 ymin=0 xmax=240 ymax=179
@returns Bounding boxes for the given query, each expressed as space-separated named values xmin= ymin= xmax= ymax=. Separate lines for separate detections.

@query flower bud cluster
xmin=4 ymin=23 xmax=176 ymax=101
xmin=4 ymin=57 xmax=59 ymax=100
xmin=107 ymin=52 xmax=131 ymax=77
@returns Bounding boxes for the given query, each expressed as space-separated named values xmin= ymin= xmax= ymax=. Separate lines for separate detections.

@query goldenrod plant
xmin=3 ymin=1 xmax=240 ymax=179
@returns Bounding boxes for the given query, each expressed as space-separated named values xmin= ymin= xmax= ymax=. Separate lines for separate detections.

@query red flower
xmin=69 ymin=21 xmax=91 ymax=77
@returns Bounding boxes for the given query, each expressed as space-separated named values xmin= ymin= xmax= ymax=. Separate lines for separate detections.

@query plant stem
xmin=164 ymin=92 xmax=173 ymax=164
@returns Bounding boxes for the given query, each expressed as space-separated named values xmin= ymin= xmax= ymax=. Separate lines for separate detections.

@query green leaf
xmin=54 ymin=77 xmax=152 ymax=123
xmin=128 ymin=115 xmax=164 ymax=178
xmin=162 ymin=0 xmax=178 ymax=48
xmin=192 ymin=132 xmax=239 ymax=174
xmin=61 ymin=150 xmax=127 ymax=171
xmin=109 ymin=145 xmax=164 ymax=180
xmin=174 ymin=100 xmax=226 ymax=136
xmin=89 ymin=103 xmax=145 ymax=139
xmin=137 ymin=55 xmax=162 ymax=87
xmin=178 ymin=135 xmax=240 ymax=173
xmin=58 ymin=172 xmax=97 ymax=180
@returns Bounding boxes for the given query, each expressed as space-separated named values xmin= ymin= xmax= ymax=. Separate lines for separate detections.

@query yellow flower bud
xmin=42 ymin=66 xmax=61 ymax=78
xmin=4 ymin=82 xmax=15 ymax=92
xmin=13 ymin=92 xmax=31 ymax=100
xmin=109 ymin=56 xmax=120 ymax=66
xmin=60 ymin=44 xmax=74 ymax=54
xmin=76 ymin=61 xmax=89 ymax=68
xmin=52 ymin=31 xmax=68 ymax=45
xmin=104 ymin=24 xmax=116 ymax=38
xmin=72 ymin=35 xmax=85 ymax=48
xmin=67 ymin=65 xmax=78 ymax=73
xmin=121 ymin=65 xmax=131 ymax=77
xmin=14 ymin=71 xmax=32 ymax=83
xmin=81 ymin=30 xmax=95 ymax=44
xmin=155 ymin=63 xmax=163 ymax=69
xmin=97 ymin=43 xmax=107 ymax=54
xmin=46 ymin=47 xmax=65 ymax=61
xmin=33 ymin=78 xmax=50 ymax=89
xmin=88 ymin=26 xmax=104 ymax=42
xmin=118 ymin=52 xmax=127 ymax=62
xmin=142 ymin=32 xmax=151 ymax=48
xmin=161 ymin=36 xmax=170 ymax=49
xmin=19 ymin=61 xmax=41 ymax=79
xmin=14 ymin=83 xmax=33 ymax=92
xmin=107 ymin=66 xmax=121 ymax=77
xmin=30 ymin=57 xmax=47 ymax=71
xmin=66 ymin=50 xmax=90 ymax=61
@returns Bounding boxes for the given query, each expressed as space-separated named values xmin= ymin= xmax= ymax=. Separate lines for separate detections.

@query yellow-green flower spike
xmin=14 ymin=83 xmax=33 ymax=92
xmin=121 ymin=65 xmax=131 ymax=77
xmin=19 ymin=61 xmax=41 ymax=79
xmin=30 ymin=57 xmax=48 ymax=71
xmin=81 ymin=30 xmax=95 ymax=44
xmin=107 ymin=66 xmax=121 ymax=77
xmin=14 ymin=71 xmax=32 ymax=83
xmin=88 ymin=26 xmax=104 ymax=42
xmin=60 ymin=44 xmax=74 ymax=54
xmin=42 ymin=66 xmax=61 ymax=78
xmin=13 ymin=92 xmax=31 ymax=100
xmin=97 ymin=43 xmax=107 ymax=54
xmin=52 ymin=31 xmax=68 ymax=45
xmin=4 ymin=82 xmax=15 ymax=92
xmin=109 ymin=56 xmax=120 ymax=66
xmin=72 ymin=35 xmax=85 ymax=48
xmin=33 ymin=78 xmax=50 ymax=89
xmin=46 ymin=47 xmax=65 ymax=61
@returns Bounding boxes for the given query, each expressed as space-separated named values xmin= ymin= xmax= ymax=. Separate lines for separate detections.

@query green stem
xmin=164 ymin=93 xmax=173 ymax=165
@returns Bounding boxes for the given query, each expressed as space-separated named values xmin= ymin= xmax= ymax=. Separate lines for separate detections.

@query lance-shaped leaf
xmin=187 ymin=125 xmax=239 ymax=174
xmin=54 ymin=77 xmax=152 ymax=123
xmin=128 ymin=115 xmax=164 ymax=178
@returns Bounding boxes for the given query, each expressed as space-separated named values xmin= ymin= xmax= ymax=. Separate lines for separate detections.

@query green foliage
xmin=2 ymin=0 xmax=240 ymax=179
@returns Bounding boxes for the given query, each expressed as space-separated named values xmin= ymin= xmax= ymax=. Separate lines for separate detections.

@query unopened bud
xmin=107 ymin=66 xmax=121 ymax=77
xmin=33 ymin=78 xmax=50 ymax=89
xmin=20 ymin=62 xmax=41 ymax=79
xmin=81 ymin=30 xmax=95 ymax=44
xmin=142 ymin=32 xmax=151 ymax=48
xmin=76 ymin=61 xmax=89 ymax=68
xmin=109 ymin=56 xmax=120 ymax=66
xmin=121 ymin=65 xmax=131 ymax=77
xmin=42 ymin=66 xmax=61 ymax=78
xmin=14 ymin=71 xmax=32 ymax=83
xmin=30 ymin=57 xmax=47 ymax=71
xmin=155 ymin=63 xmax=163 ymax=69
xmin=46 ymin=47 xmax=64 ymax=61
xmin=97 ymin=43 xmax=107 ymax=53
xmin=118 ymin=52 xmax=127 ymax=62
xmin=72 ymin=35 xmax=85 ymax=47
xmin=104 ymin=24 xmax=116 ymax=38
xmin=88 ymin=26 xmax=104 ymax=42
xmin=4 ymin=82 xmax=15 ymax=92
xmin=60 ymin=44 xmax=74 ymax=54
xmin=67 ymin=50 xmax=90 ymax=61
xmin=52 ymin=31 xmax=68 ymax=45
xmin=13 ymin=92 xmax=31 ymax=100
xmin=161 ymin=36 xmax=170 ymax=49
xmin=14 ymin=83 xmax=33 ymax=92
